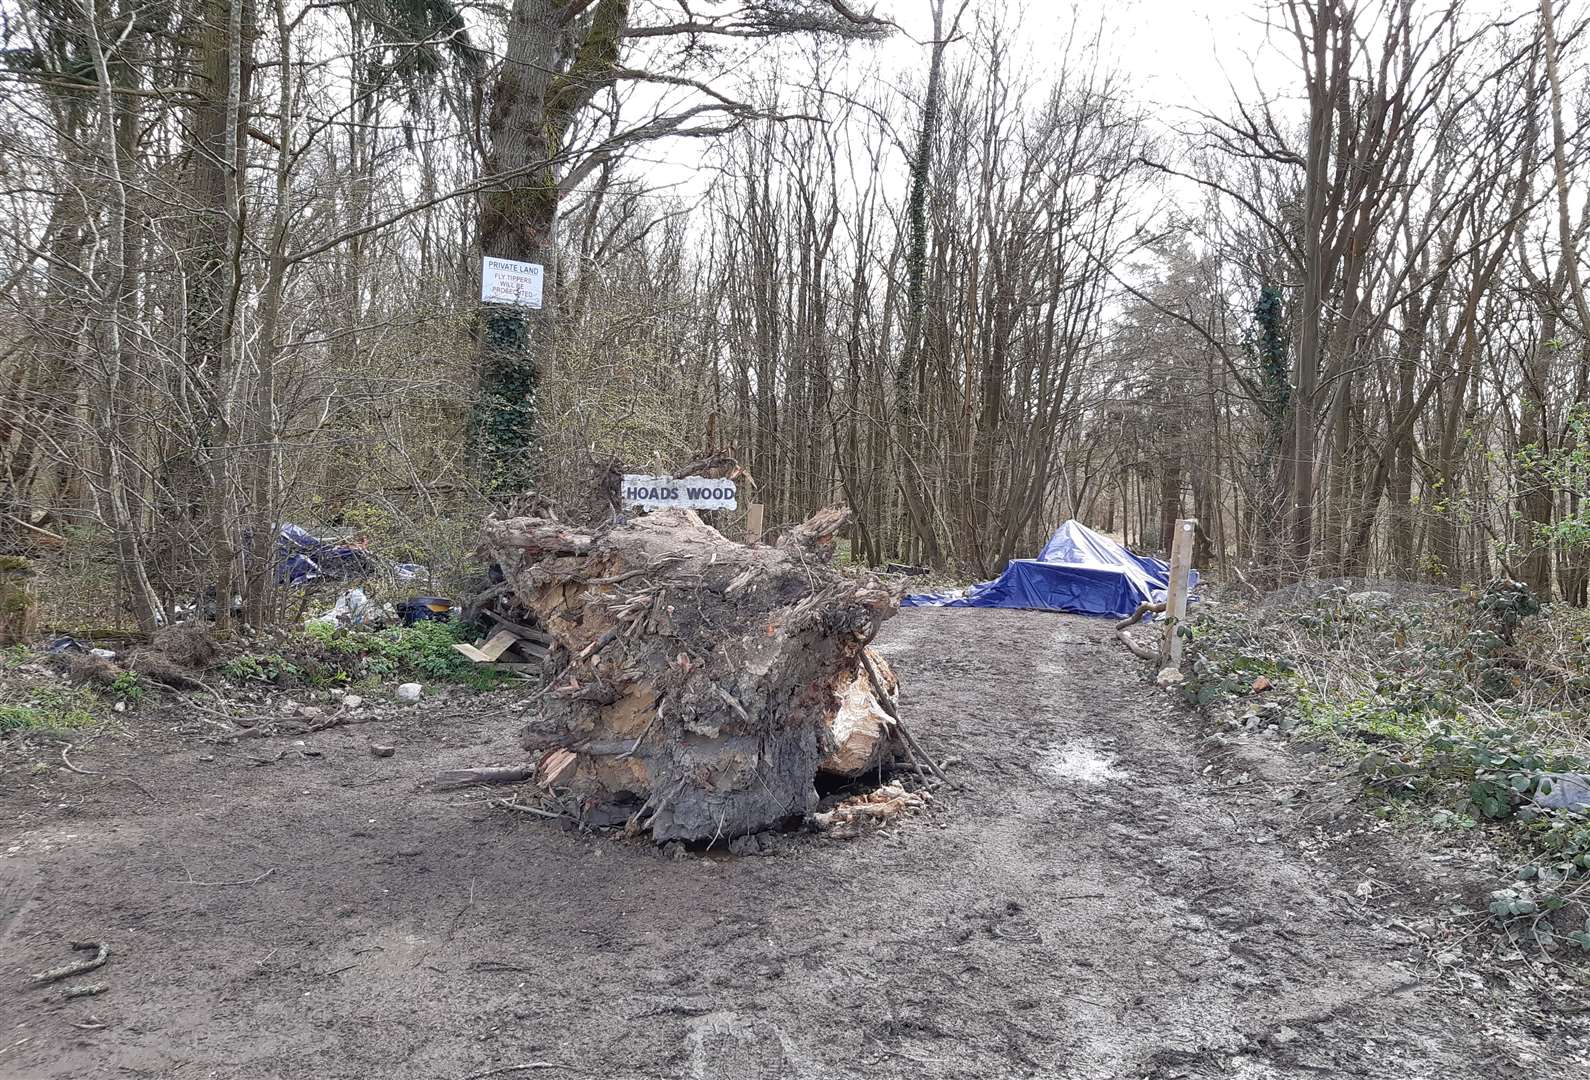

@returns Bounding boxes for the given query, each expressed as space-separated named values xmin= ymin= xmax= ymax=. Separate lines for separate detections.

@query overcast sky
xmin=876 ymin=0 xmax=1299 ymax=119
xmin=631 ymin=1 xmax=1301 ymax=196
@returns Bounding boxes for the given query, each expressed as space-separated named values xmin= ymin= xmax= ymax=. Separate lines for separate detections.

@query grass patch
xmin=0 ymin=686 xmax=100 ymax=734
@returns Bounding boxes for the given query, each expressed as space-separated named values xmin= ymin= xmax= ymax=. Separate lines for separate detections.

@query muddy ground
xmin=1 ymin=608 xmax=1586 ymax=1079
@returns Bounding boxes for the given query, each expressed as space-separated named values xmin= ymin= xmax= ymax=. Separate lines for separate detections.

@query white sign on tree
xmin=622 ymin=475 xmax=738 ymax=511
xmin=481 ymin=257 xmax=544 ymax=309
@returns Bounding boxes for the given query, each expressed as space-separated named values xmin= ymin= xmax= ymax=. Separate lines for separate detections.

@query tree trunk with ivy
xmin=470 ymin=0 xmax=629 ymax=494
xmin=1250 ymin=284 xmax=1291 ymax=568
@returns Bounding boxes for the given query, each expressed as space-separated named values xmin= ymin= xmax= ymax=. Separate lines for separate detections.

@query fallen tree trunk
xmin=480 ymin=504 xmax=899 ymax=842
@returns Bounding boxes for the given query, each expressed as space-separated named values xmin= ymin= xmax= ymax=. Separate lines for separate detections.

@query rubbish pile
xmin=274 ymin=524 xmax=377 ymax=586
xmin=51 ymin=623 xmax=218 ymax=691
xmin=478 ymin=501 xmax=916 ymax=842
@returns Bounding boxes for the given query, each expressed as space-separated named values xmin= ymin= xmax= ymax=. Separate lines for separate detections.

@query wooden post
xmin=746 ymin=503 xmax=765 ymax=544
xmin=1161 ymin=518 xmax=1197 ymax=669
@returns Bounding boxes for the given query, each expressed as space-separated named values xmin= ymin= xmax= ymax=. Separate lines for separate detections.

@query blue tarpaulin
xmin=901 ymin=520 xmax=1195 ymax=620
xmin=274 ymin=524 xmax=375 ymax=585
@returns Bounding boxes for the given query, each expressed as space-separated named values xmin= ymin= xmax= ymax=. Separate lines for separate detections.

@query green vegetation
xmin=218 ymin=651 xmax=308 ymax=685
xmin=108 ymin=670 xmax=147 ymax=705
xmin=0 ymin=685 xmax=99 ymax=733
xmin=1539 ymin=408 xmax=1590 ymax=553
xmin=1186 ymin=579 xmax=1590 ymax=952
xmin=221 ymin=619 xmax=504 ymax=691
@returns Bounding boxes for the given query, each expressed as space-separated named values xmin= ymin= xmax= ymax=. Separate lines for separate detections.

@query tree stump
xmin=481 ymin=505 xmax=900 ymax=841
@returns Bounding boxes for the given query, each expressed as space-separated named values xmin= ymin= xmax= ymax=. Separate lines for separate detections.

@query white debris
xmin=396 ymin=683 xmax=422 ymax=703
xmin=1042 ymin=741 xmax=1127 ymax=785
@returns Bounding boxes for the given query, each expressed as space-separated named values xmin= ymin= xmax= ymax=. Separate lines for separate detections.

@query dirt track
xmin=0 ymin=608 xmax=1582 ymax=1079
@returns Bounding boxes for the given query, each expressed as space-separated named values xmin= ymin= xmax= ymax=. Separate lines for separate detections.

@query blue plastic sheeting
xmin=901 ymin=520 xmax=1196 ymax=620
xmin=275 ymin=524 xmax=375 ymax=585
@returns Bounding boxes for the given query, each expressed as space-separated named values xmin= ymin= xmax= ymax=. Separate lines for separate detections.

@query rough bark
xmin=481 ymin=504 xmax=899 ymax=841
xmin=472 ymin=0 xmax=701 ymax=493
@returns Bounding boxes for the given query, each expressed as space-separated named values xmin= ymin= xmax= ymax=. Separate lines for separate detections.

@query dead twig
xmin=585 ymin=553 xmax=687 ymax=586
xmin=894 ymin=719 xmax=954 ymax=788
xmin=859 ymin=649 xmax=956 ymax=789
xmin=181 ymin=867 xmax=275 ymax=887
xmin=185 ymin=696 xmax=279 ymax=734
xmin=458 ymin=1063 xmax=571 ymax=1080
xmin=1115 ymin=629 xmax=1161 ymax=662
xmin=617 ymin=698 xmax=664 ymax=760
xmin=30 ymin=941 xmax=110 ymax=986
xmin=305 ymin=713 xmax=378 ymax=734
xmin=433 ymin=766 xmax=535 ymax=790
xmin=712 ymin=683 xmax=751 ymax=724
xmin=893 ymin=733 xmax=931 ymax=789
xmin=1113 ymin=600 xmax=1167 ymax=630
xmin=62 ymin=983 xmax=107 ymax=1000
xmin=490 ymin=798 xmax=566 ymax=820
xmin=575 ymin=627 xmax=621 ymax=663
xmin=59 ymin=745 xmax=98 ymax=776
xmin=1115 ymin=601 xmax=1167 ymax=662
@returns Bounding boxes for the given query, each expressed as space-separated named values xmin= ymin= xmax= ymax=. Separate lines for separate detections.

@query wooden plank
xmin=746 ymin=502 xmax=765 ymax=543
xmin=475 ymin=628 xmax=519 ymax=661
xmin=1161 ymin=518 xmax=1198 ymax=669
xmin=452 ymin=629 xmax=520 ymax=663
xmin=481 ymin=608 xmax=552 ymax=645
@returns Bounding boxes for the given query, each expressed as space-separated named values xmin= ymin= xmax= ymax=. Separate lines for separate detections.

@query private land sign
xmin=481 ymin=257 xmax=544 ymax=309
xmin=622 ymin=474 xmax=738 ymax=511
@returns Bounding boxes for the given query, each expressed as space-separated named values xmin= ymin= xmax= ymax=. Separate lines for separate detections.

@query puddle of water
xmin=686 ymin=1011 xmax=806 ymax=1080
xmin=1043 ymin=741 xmax=1126 ymax=784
